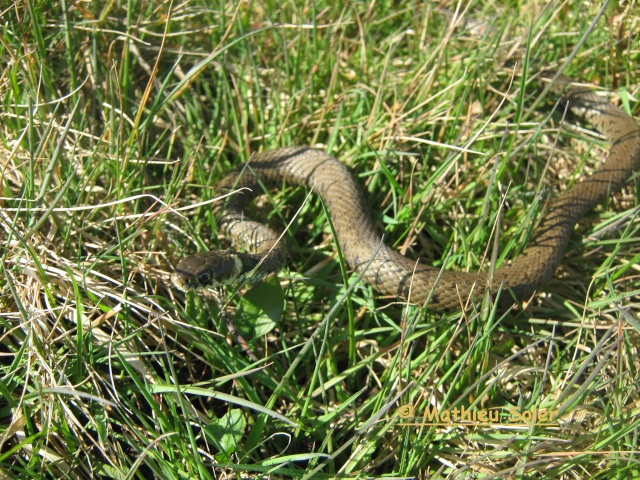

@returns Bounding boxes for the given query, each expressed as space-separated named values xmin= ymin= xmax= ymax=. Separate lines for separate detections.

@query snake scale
xmin=172 ymin=77 xmax=640 ymax=311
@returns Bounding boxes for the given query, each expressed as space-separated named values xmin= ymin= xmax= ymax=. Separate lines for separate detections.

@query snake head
xmin=171 ymin=251 xmax=243 ymax=290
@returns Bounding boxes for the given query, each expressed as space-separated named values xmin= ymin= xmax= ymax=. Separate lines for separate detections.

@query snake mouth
xmin=171 ymin=272 xmax=201 ymax=291
xmin=171 ymin=273 xmax=186 ymax=290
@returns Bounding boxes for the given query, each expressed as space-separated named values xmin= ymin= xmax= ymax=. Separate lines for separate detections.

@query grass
xmin=1 ymin=0 xmax=639 ymax=478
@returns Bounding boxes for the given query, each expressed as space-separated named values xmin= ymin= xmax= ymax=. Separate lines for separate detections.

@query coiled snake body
xmin=172 ymin=77 xmax=640 ymax=311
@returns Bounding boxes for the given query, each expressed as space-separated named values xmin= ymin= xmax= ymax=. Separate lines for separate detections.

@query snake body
xmin=172 ymin=78 xmax=640 ymax=311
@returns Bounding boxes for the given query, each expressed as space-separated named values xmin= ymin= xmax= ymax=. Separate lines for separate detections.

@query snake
xmin=172 ymin=76 xmax=640 ymax=311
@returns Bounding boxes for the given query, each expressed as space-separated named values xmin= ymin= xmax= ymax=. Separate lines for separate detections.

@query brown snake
xmin=172 ymin=77 xmax=640 ymax=311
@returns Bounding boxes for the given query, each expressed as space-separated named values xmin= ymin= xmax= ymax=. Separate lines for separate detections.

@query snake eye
xmin=198 ymin=271 xmax=212 ymax=285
